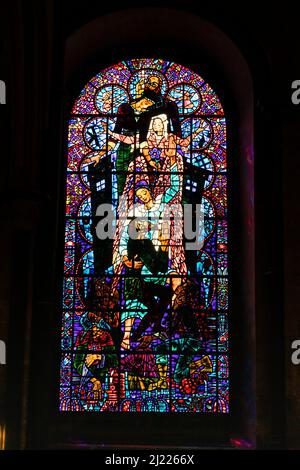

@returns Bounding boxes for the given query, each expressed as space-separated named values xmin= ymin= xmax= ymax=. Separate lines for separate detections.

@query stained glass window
xmin=60 ymin=58 xmax=229 ymax=413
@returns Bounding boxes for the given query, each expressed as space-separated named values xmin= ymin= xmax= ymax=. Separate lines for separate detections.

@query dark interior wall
xmin=0 ymin=0 xmax=298 ymax=449
xmin=1 ymin=0 xmax=65 ymax=449
xmin=0 ymin=4 xmax=9 ymax=447
xmin=283 ymin=111 xmax=300 ymax=448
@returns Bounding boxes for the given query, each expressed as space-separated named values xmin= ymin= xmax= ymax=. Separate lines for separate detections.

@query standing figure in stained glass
xmin=85 ymin=75 xmax=182 ymax=196
xmin=114 ymin=149 xmax=187 ymax=350
xmin=108 ymin=113 xmax=203 ymax=190
xmin=111 ymin=113 xmax=204 ymax=351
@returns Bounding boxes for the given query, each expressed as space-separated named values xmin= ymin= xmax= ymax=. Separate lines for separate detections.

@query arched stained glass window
xmin=60 ymin=58 xmax=228 ymax=413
